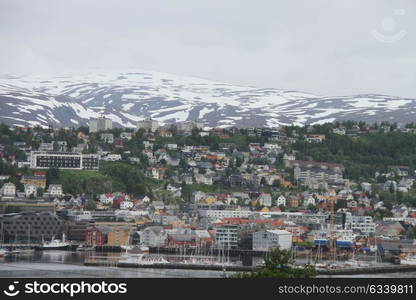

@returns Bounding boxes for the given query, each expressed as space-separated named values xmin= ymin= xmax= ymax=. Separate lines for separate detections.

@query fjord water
xmin=0 ymin=251 xmax=412 ymax=278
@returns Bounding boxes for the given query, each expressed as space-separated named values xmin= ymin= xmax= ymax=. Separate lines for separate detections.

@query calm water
xmin=0 ymin=251 xmax=232 ymax=278
xmin=0 ymin=251 xmax=414 ymax=278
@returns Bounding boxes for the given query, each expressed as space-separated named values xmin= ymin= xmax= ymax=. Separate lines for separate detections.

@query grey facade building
xmin=214 ymin=224 xmax=240 ymax=249
xmin=0 ymin=212 xmax=64 ymax=243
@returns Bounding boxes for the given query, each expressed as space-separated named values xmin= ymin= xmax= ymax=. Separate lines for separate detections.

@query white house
xmin=195 ymin=174 xmax=213 ymax=185
xmin=141 ymin=196 xmax=151 ymax=204
xmin=303 ymin=195 xmax=316 ymax=207
xmin=257 ymin=193 xmax=272 ymax=207
xmin=252 ymin=230 xmax=292 ymax=251
xmin=276 ymin=195 xmax=286 ymax=207
xmin=102 ymin=154 xmax=122 ymax=161
xmin=333 ymin=127 xmax=346 ymax=135
xmin=140 ymin=226 xmax=167 ymax=247
xmin=120 ymin=200 xmax=134 ymax=210
xmin=263 ymin=143 xmax=281 ymax=150
xmin=167 ymin=144 xmax=178 ymax=150
xmin=152 ymin=201 xmax=165 ymax=210
xmin=120 ymin=132 xmax=133 ymax=140
xmin=283 ymin=153 xmax=296 ymax=161
xmin=47 ymin=184 xmax=63 ymax=197
xmin=99 ymin=193 xmax=115 ymax=205
xmin=1 ymin=182 xmax=16 ymax=196
xmin=100 ymin=133 xmax=114 ymax=144
xmin=24 ymin=184 xmax=38 ymax=198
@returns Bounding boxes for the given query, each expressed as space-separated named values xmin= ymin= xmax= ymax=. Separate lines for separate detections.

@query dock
xmin=317 ymin=264 xmax=416 ymax=275
xmin=84 ymin=258 xmax=258 ymax=272
xmin=84 ymin=258 xmax=416 ymax=275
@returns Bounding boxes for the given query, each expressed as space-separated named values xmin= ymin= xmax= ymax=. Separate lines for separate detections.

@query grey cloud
xmin=0 ymin=0 xmax=415 ymax=97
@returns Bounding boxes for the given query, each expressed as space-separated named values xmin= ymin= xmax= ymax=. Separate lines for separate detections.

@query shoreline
xmin=84 ymin=259 xmax=416 ymax=275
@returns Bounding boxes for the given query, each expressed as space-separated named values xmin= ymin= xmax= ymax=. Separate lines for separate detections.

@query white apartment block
xmin=137 ymin=119 xmax=159 ymax=132
xmin=199 ymin=209 xmax=252 ymax=219
xmin=252 ymin=230 xmax=293 ymax=251
xmin=89 ymin=117 xmax=113 ymax=133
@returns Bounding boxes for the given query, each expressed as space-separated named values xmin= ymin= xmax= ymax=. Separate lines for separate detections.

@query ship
xmin=36 ymin=233 xmax=69 ymax=250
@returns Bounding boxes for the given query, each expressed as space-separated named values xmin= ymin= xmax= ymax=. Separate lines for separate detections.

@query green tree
xmin=234 ymin=247 xmax=316 ymax=278
xmin=85 ymin=199 xmax=97 ymax=211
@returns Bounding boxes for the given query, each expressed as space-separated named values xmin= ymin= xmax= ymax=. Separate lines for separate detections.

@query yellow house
xmin=203 ymin=196 xmax=217 ymax=204
xmin=21 ymin=175 xmax=46 ymax=189
xmin=107 ymin=227 xmax=130 ymax=246
xmin=260 ymin=207 xmax=270 ymax=213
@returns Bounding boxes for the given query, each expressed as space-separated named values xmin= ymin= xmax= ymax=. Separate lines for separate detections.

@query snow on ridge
xmin=1 ymin=70 xmax=416 ymax=128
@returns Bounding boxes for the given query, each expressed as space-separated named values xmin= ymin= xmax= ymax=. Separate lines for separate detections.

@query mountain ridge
xmin=0 ymin=71 xmax=415 ymax=128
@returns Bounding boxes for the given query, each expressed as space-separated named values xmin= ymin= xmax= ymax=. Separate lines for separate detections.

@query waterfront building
xmin=0 ymin=212 xmax=63 ymax=243
xmin=252 ymin=230 xmax=293 ymax=251
xmin=214 ymin=224 xmax=240 ymax=249
xmin=139 ymin=226 xmax=167 ymax=247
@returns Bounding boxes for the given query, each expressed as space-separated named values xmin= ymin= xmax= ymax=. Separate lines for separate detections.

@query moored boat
xmin=400 ymin=254 xmax=416 ymax=265
xmin=36 ymin=234 xmax=69 ymax=250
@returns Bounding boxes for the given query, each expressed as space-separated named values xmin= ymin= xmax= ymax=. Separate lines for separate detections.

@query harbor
xmin=3 ymin=249 xmax=416 ymax=277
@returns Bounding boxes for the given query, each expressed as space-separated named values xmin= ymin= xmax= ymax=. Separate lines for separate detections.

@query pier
xmin=84 ymin=257 xmax=416 ymax=275
xmin=84 ymin=258 xmax=258 ymax=272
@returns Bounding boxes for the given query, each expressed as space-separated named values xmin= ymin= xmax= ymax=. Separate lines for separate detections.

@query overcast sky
xmin=0 ymin=0 xmax=415 ymax=97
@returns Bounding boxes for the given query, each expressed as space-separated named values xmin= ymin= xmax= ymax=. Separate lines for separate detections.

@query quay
xmin=84 ymin=258 xmax=416 ymax=275
xmin=0 ymin=243 xmax=40 ymax=249
xmin=84 ymin=258 xmax=258 ymax=272
xmin=317 ymin=264 xmax=416 ymax=276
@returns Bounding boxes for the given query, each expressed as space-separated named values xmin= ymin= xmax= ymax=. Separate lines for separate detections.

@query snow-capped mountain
xmin=0 ymin=71 xmax=415 ymax=129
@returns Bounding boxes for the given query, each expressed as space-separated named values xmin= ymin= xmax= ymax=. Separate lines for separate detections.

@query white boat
xmin=0 ymin=249 xmax=6 ymax=257
xmin=119 ymin=253 xmax=169 ymax=265
xmin=400 ymin=255 xmax=416 ymax=265
xmin=76 ymin=244 xmax=94 ymax=251
xmin=120 ymin=245 xmax=134 ymax=251
xmin=37 ymin=234 xmax=69 ymax=250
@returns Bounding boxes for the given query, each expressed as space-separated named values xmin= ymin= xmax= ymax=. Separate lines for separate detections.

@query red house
xmin=85 ymin=226 xmax=109 ymax=246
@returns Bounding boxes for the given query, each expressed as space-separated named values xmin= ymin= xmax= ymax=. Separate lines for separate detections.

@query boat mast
xmin=328 ymin=197 xmax=336 ymax=262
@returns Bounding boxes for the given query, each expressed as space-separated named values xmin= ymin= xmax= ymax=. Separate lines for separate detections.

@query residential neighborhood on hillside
xmin=2 ymin=119 xmax=416 ymax=264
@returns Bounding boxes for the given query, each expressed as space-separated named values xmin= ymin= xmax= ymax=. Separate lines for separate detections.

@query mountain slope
xmin=0 ymin=71 xmax=415 ymax=128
